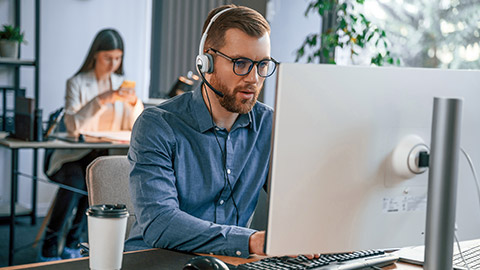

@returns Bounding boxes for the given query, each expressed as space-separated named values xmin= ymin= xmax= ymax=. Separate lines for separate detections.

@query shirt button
xmin=219 ymin=200 xmax=224 ymax=205
xmin=236 ymin=251 xmax=242 ymax=256
xmin=227 ymin=169 xmax=231 ymax=174
xmin=227 ymin=135 xmax=230 ymax=140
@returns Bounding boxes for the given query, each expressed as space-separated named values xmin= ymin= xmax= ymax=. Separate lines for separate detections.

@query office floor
xmin=0 ymin=216 xmax=44 ymax=267
xmin=0 ymin=216 xmax=87 ymax=267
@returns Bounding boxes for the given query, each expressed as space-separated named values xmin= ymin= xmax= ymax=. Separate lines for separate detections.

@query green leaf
xmin=0 ymin=24 xmax=26 ymax=43
xmin=366 ymin=32 xmax=374 ymax=42
xmin=339 ymin=18 xmax=347 ymax=29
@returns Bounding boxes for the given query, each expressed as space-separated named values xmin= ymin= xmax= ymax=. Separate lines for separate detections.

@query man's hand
xmin=249 ymin=231 xmax=266 ymax=255
xmin=248 ymin=231 xmax=320 ymax=259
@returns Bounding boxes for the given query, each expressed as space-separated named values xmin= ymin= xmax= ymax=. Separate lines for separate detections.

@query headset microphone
xmin=196 ymin=7 xmax=233 ymax=98
xmin=197 ymin=66 xmax=224 ymax=97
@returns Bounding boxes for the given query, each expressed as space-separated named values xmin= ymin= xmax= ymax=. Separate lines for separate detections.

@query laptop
xmin=394 ymin=238 xmax=480 ymax=269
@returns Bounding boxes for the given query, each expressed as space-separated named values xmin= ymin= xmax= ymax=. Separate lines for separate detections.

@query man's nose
xmin=244 ymin=64 xmax=259 ymax=83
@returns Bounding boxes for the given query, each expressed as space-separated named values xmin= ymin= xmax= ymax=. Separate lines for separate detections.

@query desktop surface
xmin=2 ymin=248 xmax=423 ymax=270
xmin=4 ymin=248 xmax=195 ymax=270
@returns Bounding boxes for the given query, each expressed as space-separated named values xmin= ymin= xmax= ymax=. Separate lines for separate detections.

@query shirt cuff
xmin=226 ymin=226 xmax=256 ymax=258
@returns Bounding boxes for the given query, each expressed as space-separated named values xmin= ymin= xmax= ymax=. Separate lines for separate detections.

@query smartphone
xmin=120 ymin=80 xmax=136 ymax=89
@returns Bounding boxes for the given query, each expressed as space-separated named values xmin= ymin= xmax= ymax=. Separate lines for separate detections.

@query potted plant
xmin=0 ymin=24 xmax=26 ymax=58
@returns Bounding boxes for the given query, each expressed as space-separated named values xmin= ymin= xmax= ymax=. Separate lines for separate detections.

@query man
xmin=125 ymin=4 xmax=277 ymax=258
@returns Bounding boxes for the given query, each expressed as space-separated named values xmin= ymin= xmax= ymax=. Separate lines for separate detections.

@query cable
xmin=455 ymin=147 xmax=480 ymax=270
xmin=454 ymin=231 xmax=471 ymax=270
xmin=203 ymin=83 xmax=240 ymax=226
xmin=460 ymin=148 xmax=480 ymax=211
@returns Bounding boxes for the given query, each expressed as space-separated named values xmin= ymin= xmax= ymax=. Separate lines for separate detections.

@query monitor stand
xmin=424 ymin=97 xmax=463 ymax=270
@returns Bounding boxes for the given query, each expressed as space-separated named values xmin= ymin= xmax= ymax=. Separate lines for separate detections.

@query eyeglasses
xmin=208 ymin=48 xmax=279 ymax=78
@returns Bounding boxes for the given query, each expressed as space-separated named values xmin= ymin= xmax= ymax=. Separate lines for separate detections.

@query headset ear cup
xmin=196 ymin=54 xmax=207 ymax=73
xmin=206 ymin=53 xmax=214 ymax=73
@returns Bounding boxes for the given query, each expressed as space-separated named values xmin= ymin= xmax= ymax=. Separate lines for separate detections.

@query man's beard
xmin=209 ymin=74 xmax=259 ymax=114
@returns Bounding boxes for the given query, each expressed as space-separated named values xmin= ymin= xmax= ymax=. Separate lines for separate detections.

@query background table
xmin=0 ymin=132 xmax=129 ymax=265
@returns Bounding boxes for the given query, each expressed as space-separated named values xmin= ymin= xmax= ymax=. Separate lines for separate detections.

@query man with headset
xmin=125 ymin=4 xmax=278 ymax=258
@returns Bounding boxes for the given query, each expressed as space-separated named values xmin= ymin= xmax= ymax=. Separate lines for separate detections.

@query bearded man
xmin=125 ymin=5 xmax=278 ymax=258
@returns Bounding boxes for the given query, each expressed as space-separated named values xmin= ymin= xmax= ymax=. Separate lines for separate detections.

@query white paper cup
xmin=86 ymin=204 xmax=129 ymax=270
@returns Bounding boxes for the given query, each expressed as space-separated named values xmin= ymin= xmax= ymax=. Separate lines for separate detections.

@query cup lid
xmin=86 ymin=204 xmax=129 ymax=218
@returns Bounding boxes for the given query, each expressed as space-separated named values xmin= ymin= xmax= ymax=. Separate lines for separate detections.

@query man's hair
xmin=202 ymin=4 xmax=270 ymax=51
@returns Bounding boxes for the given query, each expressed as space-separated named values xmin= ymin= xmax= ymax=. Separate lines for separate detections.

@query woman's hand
xmin=117 ymin=87 xmax=138 ymax=105
xmin=97 ymin=87 xmax=138 ymax=106
xmin=97 ymin=90 xmax=117 ymax=105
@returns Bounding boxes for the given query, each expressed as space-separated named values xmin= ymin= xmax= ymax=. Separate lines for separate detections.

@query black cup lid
xmin=86 ymin=204 xmax=129 ymax=218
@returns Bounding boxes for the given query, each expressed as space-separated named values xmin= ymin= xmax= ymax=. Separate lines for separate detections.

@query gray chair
xmin=85 ymin=155 xmax=135 ymax=239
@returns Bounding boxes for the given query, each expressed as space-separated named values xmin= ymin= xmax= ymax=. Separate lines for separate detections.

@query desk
xmin=0 ymin=248 xmax=422 ymax=269
xmin=0 ymin=132 xmax=129 ymax=266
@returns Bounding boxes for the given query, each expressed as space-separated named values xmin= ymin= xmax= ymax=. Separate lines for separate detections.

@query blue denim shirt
xmin=125 ymin=85 xmax=273 ymax=258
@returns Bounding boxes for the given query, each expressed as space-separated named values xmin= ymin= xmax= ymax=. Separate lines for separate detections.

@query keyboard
xmin=396 ymin=238 xmax=480 ymax=270
xmin=453 ymin=243 xmax=480 ymax=269
xmin=235 ymin=250 xmax=399 ymax=270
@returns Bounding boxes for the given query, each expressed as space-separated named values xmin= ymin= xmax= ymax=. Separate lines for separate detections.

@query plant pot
xmin=0 ymin=40 xmax=19 ymax=58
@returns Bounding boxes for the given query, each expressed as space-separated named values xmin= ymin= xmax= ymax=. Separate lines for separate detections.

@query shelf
xmin=0 ymin=58 xmax=36 ymax=66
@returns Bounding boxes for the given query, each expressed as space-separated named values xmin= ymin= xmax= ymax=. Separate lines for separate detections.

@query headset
xmin=196 ymin=7 xmax=233 ymax=74
xmin=196 ymin=8 xmax=234 ymax=98
xmin=196 ymin=7 xmax=240 ymax=225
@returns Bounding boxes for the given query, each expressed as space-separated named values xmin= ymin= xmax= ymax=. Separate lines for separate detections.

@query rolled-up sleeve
xmin=128 ymin=108 xmax=256 ymax=258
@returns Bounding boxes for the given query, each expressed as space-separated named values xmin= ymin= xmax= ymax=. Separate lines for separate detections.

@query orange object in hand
xmin=120 ymin=80 xmax=136 ymax=88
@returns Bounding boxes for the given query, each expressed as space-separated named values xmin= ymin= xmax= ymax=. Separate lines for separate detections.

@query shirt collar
xmin=192 ymin=83 xmax=254 ymax=133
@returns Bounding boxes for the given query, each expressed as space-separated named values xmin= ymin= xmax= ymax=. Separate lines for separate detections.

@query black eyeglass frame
xmin=207 ymin=48 xmax=279 ymax=78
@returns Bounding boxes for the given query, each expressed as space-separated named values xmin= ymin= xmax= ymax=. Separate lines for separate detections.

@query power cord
xmin=454 ymin=147 xmax=480 ymax=270
xmin=461 ymin=148 xmax=480 ymax=211
xmin=455 ymin=230 xmax=471 ymax=270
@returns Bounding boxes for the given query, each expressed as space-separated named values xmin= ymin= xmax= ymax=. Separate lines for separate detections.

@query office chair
xmin=85 ymin=155 xmax=135 ymax=239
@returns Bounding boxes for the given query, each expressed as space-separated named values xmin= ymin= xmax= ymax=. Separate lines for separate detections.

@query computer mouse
xmin=183 ymin=256 xmax=230 ymax=270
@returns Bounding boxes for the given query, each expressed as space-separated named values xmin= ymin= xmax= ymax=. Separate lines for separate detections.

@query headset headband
xmin=198 ymin=7 xmax=234 ymax=57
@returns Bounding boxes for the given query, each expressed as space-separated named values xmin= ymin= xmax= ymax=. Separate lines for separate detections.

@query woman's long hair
xmin=75 ymin=28 xmax=125 ymax=76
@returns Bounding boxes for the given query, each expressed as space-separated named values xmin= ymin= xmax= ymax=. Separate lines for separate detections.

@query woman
xmin=41 ymin=28 xmax=143 ymax=261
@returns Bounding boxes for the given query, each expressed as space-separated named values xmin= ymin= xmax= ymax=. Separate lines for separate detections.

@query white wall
xmin=263 ymin=0 xmax=320 ymax=107
xmin=0 ymin=0 xmax=151 ymax=215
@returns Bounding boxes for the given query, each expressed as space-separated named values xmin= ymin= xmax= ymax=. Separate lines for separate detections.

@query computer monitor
xmin=265 ymin=63 xmax=480 ymax=256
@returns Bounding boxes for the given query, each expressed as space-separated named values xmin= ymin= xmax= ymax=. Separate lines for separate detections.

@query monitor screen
xmin=265 ymin=64 xmax=480 ymax=256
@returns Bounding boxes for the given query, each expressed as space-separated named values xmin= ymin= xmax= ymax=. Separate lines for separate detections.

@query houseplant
xmin=296 ymin=0 xmax=398 ymax=66
xmin=0 ymin=24 xmax=26 ymax=58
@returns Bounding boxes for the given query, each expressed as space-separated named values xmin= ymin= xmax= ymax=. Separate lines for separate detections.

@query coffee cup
xmin=86 ymin=204 xmax=129 ymax=270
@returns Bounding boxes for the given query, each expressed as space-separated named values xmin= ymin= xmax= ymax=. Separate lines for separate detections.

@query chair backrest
xmin=86 ymin=155 xmax=135 ymax=239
